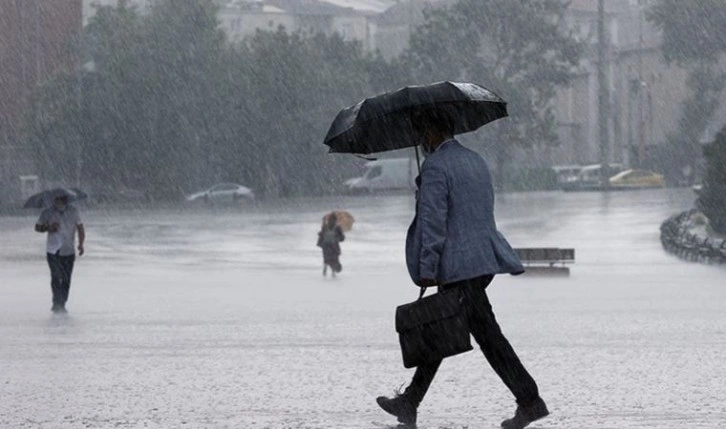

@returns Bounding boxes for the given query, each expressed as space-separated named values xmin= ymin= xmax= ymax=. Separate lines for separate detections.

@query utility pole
xmin=597 ymin=0 xmax=610 ymax=188
xmin=637 ymin=1 xmax=646 ymax=166
xmin=407 ymin=0 xmax=415 ymax=43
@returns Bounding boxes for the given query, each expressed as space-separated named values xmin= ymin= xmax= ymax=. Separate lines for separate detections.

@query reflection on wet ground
xmin=1 ymin=189 xmax=724 ymax=428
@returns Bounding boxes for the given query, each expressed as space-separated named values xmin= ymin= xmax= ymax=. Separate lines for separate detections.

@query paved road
xmin=1 ymin=189 xmax=724 ymax=428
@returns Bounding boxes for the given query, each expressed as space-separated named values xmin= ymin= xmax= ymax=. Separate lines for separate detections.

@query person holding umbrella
xmin=317 ymin=212 xmax=345 ymax=277
xmin=324 ymin=82 xmax=548 ymax=428
xmin=34 ymin=189 xmax=85 ymax=313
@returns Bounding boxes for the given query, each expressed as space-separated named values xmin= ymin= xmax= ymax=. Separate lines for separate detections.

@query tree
xmin=397 ymin=0 xmax=583 ymax=188
xmin=647 ymin=0 xmax=726 ymax=65
xmin=648 ymin=0 xmax=726 ymax=177
xmin=238 ymin=29 xmax=377 ymax=198
xmin=23 ymin=74 xmax=85 ymax=186
xmin=21 ymin=0 xmax=390 ymax=200
xmin=697 ymin=127 xmax=726 ymax=234
xmin=26 ymin=0 xmax=232 ymax=199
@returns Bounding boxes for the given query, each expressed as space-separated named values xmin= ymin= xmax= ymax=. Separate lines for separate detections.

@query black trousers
xmin=404 ymin=275 xmax=540 ymax=406
xmin=47 ymin=253 xmax=75 ymax=306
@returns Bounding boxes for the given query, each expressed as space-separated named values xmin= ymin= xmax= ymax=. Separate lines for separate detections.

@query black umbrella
xmin=23 ymin=187 xmax=88 ymax=209
xmin=323 ymin=81 xmax=508 ymax=155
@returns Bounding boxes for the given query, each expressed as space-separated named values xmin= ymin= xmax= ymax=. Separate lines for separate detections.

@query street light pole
xmin=637 ymin=1 xmax=646 ymax=166
xmin=76 ymin=64 xmax=83 ymax=188
xmin=597 ymin=0 xmax=610 ymax=188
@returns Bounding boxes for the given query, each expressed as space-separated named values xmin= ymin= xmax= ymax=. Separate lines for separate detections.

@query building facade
xmin=0 ymin=0 xmax=82 ymax=209
xmin=544 ymin=0 xmax=691 ymax=170
xmin=217 ymin=0 xmax=379 ymax=49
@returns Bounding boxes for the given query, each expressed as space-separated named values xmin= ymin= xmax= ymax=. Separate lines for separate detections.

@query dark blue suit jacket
xmin=406 ymin=140 xmax=524 ymax=285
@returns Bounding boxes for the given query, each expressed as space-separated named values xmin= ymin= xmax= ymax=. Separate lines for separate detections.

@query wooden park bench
xmin=514 ymin=248 xmax=575 ymax=276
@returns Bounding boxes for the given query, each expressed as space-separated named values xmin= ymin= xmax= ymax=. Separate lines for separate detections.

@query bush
xmin=697 ymin=126 xmax=726 ymax=233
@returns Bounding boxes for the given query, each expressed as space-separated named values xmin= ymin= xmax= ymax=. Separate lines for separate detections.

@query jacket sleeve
xmin=336 ymin=227 xmax=345 ymax=242
xmin=418 ymin=163 xmax=448 ymax=280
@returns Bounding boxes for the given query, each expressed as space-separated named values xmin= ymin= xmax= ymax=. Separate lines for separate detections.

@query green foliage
xmin=22 ymin=0 xmax=388 ymax=200
xmin=21 ymin=0 xmax=585 ymax=198
xmin=647 ymin=0 xmax=726 ymax=66
xmin=675 ymin=66 xmax=726 ymax=155
xmin=240 ymin=30 xmax=376 ymax=197
xmin=394 ymin=0 xmax=583 ymax=191
xmin=399 ymin=0 xmax=584 ymax=148
xmin=24 ymin=74 xmax=85 ymax=185
xmin=648 ymin=0 xmax=726 ymax=173
xmin=697 ymin=127 xmax=726 ymax=233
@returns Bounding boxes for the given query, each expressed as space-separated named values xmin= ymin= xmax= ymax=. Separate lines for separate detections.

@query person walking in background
xmin=35 ymin=190 xmax=85 ymax=313
xmin=376 ymin=111 xmax=548 ymax=429
xmin=317 ymin=212 xmax=345 ymax=277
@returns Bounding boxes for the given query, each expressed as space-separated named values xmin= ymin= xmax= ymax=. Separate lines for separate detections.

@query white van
xmin=577 ymin=163 xmax=623 ymax=183
xmin=561 ymin=163 xmax=624 ymax=191
xmin=345 ymin=158 xmax=417 ymax=193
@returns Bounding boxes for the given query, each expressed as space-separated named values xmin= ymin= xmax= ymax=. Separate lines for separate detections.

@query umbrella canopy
xmin=323 ymin=81 xmax=508 ymax=155
xmin=323 ymin=210 xmax=355 ymax=232
xmin=23 ymin=187 xmax=88 ymax=209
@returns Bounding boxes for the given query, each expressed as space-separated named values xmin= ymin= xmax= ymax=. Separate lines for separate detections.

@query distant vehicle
xmin=551 ymin=165 xmax=583 ymax=187
xmin=345 ymin=158 xmax=416 ymax=194
xmin=609 ymin=169 xmax=665 ymax=189
xmin=561 ymin=163 xmax=624 ymax=191
xmin=186 ymin=183 xmax=254 ymax=204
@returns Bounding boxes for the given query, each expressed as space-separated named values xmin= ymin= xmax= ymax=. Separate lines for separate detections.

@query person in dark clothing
xmin=34 ymin=191 xmax=85 ymax=313
xmin=376 ymin=111 xmax=548 ymax=429
xmin=317 ymin=213 xmax=345 ymax=277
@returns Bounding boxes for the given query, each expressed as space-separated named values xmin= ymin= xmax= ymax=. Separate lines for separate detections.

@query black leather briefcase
xmin=395 ymin=288 xmax=472 ymax=369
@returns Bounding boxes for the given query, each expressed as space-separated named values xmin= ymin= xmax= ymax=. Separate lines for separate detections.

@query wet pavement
xmin=1 ymin=189 xmax=725 ymax=428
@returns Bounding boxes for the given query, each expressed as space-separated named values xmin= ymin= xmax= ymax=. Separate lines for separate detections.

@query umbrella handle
xmin=413 ymin=145 xmax=421 ymax=174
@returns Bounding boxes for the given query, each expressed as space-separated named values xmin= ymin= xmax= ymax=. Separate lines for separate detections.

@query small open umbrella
xmin=23 ymin=187 xmax=88 ymax=209
xmin=323 ymin=210 xmax=355 ymax=232
xmin=323 ymin=81 xmax=508 ymax=156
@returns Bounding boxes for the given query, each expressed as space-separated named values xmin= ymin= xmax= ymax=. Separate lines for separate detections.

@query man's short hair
xmin=411 ymin=109 xmax=455 ymax=136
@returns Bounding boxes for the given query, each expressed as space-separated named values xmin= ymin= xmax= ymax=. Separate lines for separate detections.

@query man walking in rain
xmin=34 ymin=190 xmax=85 ymax=313
xmin=376 ymin=111 xmax=548 ymax=429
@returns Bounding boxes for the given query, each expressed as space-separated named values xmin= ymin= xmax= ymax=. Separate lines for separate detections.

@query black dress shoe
xmin=376 ymin=394 xmax=417 ymax=426
xmin=501 ymin=397 xmax=549 ymax=429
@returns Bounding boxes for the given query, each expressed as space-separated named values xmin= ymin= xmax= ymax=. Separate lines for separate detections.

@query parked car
xmin=609 ymin=169 xmax=665 ymax=189
xmin=551 ymin=165 xmax=583 ymax=187
xmin=561 ymin=163 xmax=624 ymax=191
xmin=186 ymin=183 xmax=255 ymax=204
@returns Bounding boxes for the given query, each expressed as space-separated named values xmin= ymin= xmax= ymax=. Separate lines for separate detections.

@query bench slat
xmin=515 ymin=248 xmax=575 ymax=264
